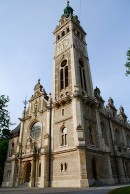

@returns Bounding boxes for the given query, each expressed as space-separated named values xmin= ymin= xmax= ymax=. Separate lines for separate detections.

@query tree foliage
xmin=0 ymin=139 xmax=8 ymax=185
xmin=0 ymin=95 xmax=11 ymax=185
xmin=125 ymin=49 xmax=130 ymax=76
xmin=0 ymin=95 xmax=10 ymax=138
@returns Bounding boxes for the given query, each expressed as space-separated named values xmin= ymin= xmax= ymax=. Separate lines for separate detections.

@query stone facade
xmin=2 ymin=1 xmax=130 ymax=188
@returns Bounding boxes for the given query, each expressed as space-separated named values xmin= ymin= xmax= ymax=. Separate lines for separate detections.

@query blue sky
xmin=0 ymin=0 xmax=130 ymax=129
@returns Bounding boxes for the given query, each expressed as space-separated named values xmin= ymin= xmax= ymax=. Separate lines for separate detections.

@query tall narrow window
xmin=61 ymin=163 xmax=63 ymax=172
xmin=60 ymin=69 xmax=64 ymax=90
xmin=79 ymin=60 xmax=87 ymax=91
xmin=60 ymin=60 xmax=69 ymax=91
xmin=62 ymin=109 xmax=64 ymax=116
xmin=61 ymin=127 xmax=67 ymax=146
xmin=65 ymin=66 xmax=68 ymax=88
xmin=89 ymin=127 xmax=94 ymax=145
xmin=57 ymin=35 xmax=60 ymax=40
xmin=83 ymin=69 xmax=87 ymax=90
xmin=79 ymin=65 xmax=83 ymax=88
xmin=62 ymin=31 xmax=65 ymax=37
xmin=67 ymin=27 xmax=69 ymax=33
xmin=65 ymin=163 xmax=67 ymax=171
xmin=39 ymin=163 xmax=41 ymax=177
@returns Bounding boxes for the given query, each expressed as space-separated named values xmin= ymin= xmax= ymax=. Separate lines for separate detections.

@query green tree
xmin=0 ymin=95 xmax=10 ymax=138
xmin=0 ymin=139 xmax=8 ymax=185
xmin=0 ymin=95 xmax=11 ymax=186
xmin=125 ymin=49 xmax=130 ymax=76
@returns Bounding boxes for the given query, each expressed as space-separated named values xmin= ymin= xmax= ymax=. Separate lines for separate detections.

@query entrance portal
xmin=25 ymin=162 xmax=31 ymax=182
xmin=92 ymin=158 xmax=98 ymax=180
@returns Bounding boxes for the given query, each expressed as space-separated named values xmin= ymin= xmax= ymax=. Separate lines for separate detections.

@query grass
xmin=109 ymin=186 xmax=130 ymax=194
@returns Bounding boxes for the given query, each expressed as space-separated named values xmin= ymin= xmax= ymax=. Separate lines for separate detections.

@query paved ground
xmin=0 ymin=185 xmax=129 ymax=194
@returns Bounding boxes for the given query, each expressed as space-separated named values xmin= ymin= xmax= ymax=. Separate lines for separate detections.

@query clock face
xmin=75 ymin=39 xmax=84 ymax=52
xmin=57 ymin=38 xmax=69 ymax=55
xmin=63 ymin=39 xmax=69 ymax=49
xmin=30 ymin=122 xmax=41 ymax=139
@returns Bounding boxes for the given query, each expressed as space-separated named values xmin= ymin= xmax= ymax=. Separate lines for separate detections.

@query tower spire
xmin=67 ymin=0 xmax=69 ymax=6
xmin=64 ymin=0 xmax=73 ymax=18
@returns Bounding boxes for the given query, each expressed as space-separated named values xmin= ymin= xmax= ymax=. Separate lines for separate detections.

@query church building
xmin=2 ymin=1 xmax=130 ymax=188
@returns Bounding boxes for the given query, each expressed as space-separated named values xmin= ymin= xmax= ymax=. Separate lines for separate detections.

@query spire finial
xmin=23 ymin=95 xmax=28 ymax=110
xmin=67 ymin=0 xmax=69 ymax=6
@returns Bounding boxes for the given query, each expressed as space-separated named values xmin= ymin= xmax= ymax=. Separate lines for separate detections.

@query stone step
xmin=17 ymin=182 xmax=29 ymax=188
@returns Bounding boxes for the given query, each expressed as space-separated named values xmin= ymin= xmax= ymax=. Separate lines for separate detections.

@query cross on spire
xmin=23 ymin=96 xmax=28 ymax=110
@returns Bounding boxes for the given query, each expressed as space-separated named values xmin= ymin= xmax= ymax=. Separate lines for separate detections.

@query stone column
xmin=39 ymin=152 xmax=46 ymax=188
xmin=95 ymin=109 xmax=104 ymax=148
xmin=16 ymin=159 xmax=22 ymax=186
xmin=10 ymin=156 xmax=16 ymax=187
xmin=117 ymin=158 xmax=126 ymax=183
xmin=78 ymin=149 xmax=89 ymax=187
xmin=106 ymin=157 xmax=114 ymax=184
xmin=30 ymin=158 xmax=35 ymax=187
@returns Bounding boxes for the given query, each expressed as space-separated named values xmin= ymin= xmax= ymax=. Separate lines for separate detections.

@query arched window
xmin=61 ymin=60 xmax=67 ymax=67
xmin=39 ymin=163 xmax=41 ymax=177
xmin=57 ymin=35 xmax=60 ymax=40
xmin=89 ymin=127 xmax=94 ymax=145
xmin=62 ymin=109 xmax=64 ymax=116
xmin=77 ymin=31 xmax=80 ymax=37
xmin=65 ymin=66 xmax=68 ymax=88
xmin=100 ymin=122 xmax=108 ymax=145
xmin=12 ymin=142 xmax=14 ymax=148
xmin=81 ymin=35 xmax=84 ymax=40
xmin=65 ymin=163 xmax=67 ymax=171
xmin=61 ymin=163 xmax=63 ymax=172
xmin=67 ymin=27 xmax=69 ymax=33
xmin=61 ymin=127 xmax=67 ymax=146
xmin=79 ymin=60 xmax=87 ymax=91
xmin=11 ymin=142 xmax=14 ymax=156
xmin=62 ymin=31 xmax=65 ymax=37
xmin=60 ymin=69 xmax=64 ymax=90
xmin=114 ymin=129 xmax=120 ymax=143
xmin=60 ymin=60 xmax=69 ymax=90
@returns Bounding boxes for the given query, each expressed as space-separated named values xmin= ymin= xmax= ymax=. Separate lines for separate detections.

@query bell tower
xmin=51 ymin=1 xmax=96 ymax=187
xmin=52 ymin=0 xmax=94 ymax=101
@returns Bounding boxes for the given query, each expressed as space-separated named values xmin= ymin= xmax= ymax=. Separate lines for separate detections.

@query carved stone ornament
xmin=57 ymin=38 xmax=69 ymax=55
xmin=75 ymin=39 xmax=84 ymax=52
xmin=44 ymin=133 xmax=49 ymax=139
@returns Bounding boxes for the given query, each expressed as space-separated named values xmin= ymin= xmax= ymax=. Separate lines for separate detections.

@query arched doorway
xmin=92 ymin=158 xmax=98 ymax=180
xmin=25 ymin=162 xmax=31 ymax=182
